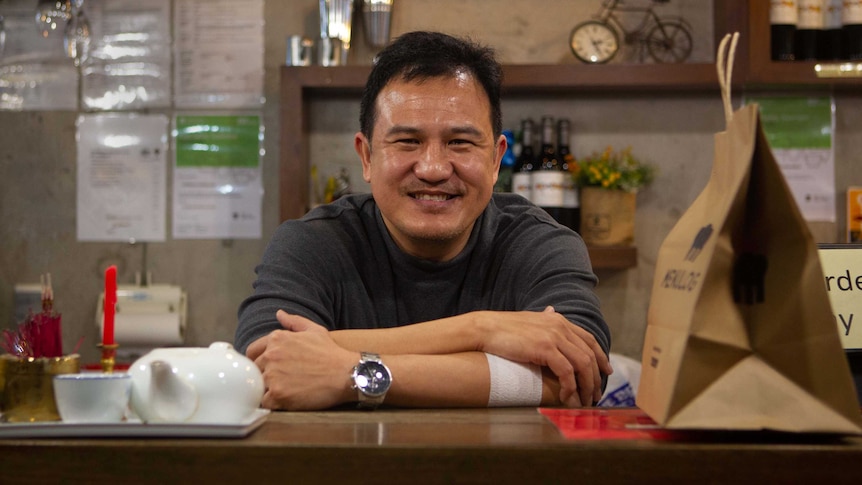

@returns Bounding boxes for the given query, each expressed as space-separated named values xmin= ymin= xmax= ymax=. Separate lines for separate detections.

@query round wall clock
xmin=570 ymin=20 xmax=620 ymax=64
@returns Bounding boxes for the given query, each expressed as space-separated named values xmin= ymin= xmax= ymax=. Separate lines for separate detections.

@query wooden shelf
xmin=282 ymin=62 xmax=725 ymax=97
xmin=587 ymin=245 xmax=638 ymax=270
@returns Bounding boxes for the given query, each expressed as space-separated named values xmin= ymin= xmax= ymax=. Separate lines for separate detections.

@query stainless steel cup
xmin=363 ymin=0 xmax=393 ymax=48
xmin=286 ymin=35 xmax=313 ymax=66
xmin=318 ymin=36 xmax=345 ymax=66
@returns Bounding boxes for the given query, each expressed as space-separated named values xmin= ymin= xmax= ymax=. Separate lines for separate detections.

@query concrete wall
xmin=1 ymin=0 xmax=860 ymax=365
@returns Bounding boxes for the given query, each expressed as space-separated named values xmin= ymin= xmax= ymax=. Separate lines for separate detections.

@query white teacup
xmin=53 ymin=373 xmax=132 ymax=423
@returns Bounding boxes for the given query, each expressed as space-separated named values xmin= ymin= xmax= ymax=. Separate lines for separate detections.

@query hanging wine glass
xmin=64 ymin=0 xmax=90 ymax=64
xmin=0 ymin=15 xmax=6 ymax=59
xmin=35 ymin=0 xmax=73 ymax=38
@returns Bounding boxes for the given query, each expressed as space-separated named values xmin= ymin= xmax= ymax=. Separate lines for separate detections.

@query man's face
xmin=354 ymin=73 xmax=505 ymax=261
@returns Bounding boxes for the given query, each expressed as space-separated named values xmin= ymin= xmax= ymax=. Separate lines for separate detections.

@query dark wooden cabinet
xmin=278 ymin=0 xmax=861 ymax=269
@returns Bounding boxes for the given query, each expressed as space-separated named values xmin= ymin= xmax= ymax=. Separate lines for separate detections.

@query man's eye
xmin=449 ymin=138 xmax=475 ymax=148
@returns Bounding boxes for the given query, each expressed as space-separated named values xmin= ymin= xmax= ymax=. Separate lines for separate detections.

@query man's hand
xmin=247 ymin=310 xmax=357 ymax=410
xmin=475 ymin=306 xmax=612 ymax=407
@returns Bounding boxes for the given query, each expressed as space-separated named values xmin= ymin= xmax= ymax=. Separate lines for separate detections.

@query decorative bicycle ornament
xmin=570 ymin=0 xmax=693 ymax=64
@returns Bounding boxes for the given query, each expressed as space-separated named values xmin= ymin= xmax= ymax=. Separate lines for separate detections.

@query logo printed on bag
xmin=660 ymin=269 xmax=701 ymax=292
xmin=732 ymin=253 xmax=768 ymax=304
xmin=685 ymin=224 xmax=713 ymax=262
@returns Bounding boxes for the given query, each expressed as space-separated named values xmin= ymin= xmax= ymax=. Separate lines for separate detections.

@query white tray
xmin=0 ymin=408 xmax=270 ymax=439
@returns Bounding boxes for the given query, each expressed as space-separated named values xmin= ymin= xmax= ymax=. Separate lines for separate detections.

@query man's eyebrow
xmin=448 ymin=125 xmax=484 ymax=137
xmin=385 ymin=125 xmax=421 ymax=136
xmin=383 ymin=125 xmax=484 ymax=137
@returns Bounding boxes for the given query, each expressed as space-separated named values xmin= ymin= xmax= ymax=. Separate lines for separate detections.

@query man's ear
xmin=355 ymin=132 xmax=372 ymax=183
xmin=492 ymin=133 xmax=506 ymax=182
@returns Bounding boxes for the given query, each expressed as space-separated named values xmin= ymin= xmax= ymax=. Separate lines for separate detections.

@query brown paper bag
xmin=636 ymin=33 xmax=862 ymax=434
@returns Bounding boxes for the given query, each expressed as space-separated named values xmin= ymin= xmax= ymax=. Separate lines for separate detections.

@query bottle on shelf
xmin=532 ymin=116 xmax=567 ymax=226
xmin=494 ymin=130 xmax=516 ymax=193
xmin=771 ymin=0 xmax=798 ymax=61
xmin=557 ymin=118 xmax=580 ymax=232
xmin=821 ymin=0 xmax=843 ymax=60
xmin=512 ymin=118 xmax=536 ymax=202
xmin=843 ymin=0 xmax=862 ymax=59
xmin=795 ymin=0 xmax=823 ymax=60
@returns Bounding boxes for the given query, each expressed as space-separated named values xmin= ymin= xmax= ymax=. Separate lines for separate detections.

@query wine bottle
xmin=795 ymin=0 xmax=823 ymax=60
xmin=511 ymin=118 xmax=536 ymax=202
xmin=494 ymin=130 xmax=516 ymax=193
xmin=771 ymin=0 xmax=798 ymax=61
xmin=843 ymin=0 xmax=862 ymax=59
xmin=531 ymin=117 xmax=566 ymax=225
xmin=821 ymin=0 xmax=843 ymax=59
xmin=557 ymin=118 xmax=580 ymax=232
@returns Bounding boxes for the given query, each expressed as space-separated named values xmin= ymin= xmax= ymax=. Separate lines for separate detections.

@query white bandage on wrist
xmin=484 ymin=353 xmax=543 ymax=407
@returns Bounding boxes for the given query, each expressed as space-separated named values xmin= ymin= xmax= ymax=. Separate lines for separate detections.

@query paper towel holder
xmin=96 ymin=283 xmax=188 ymax=362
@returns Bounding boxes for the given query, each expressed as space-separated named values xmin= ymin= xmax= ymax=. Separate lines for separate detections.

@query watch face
xmin=355 ymin=361 xmax=391 ymax=397
xmin=570 ymin=21 xmax=618 ymax=64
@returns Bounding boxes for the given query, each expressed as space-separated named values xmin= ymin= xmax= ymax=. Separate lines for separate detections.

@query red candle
xmin=103 ymin=265 xmax=117 ymax=346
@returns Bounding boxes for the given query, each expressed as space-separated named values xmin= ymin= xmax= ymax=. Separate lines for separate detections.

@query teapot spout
xmin=149 ymin=360 xmax=198 ymax=422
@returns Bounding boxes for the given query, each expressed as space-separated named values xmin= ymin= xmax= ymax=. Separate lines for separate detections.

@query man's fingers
xmin=245 ymin=334 xmax=270 ymax=360
xmin=276 ymin=310 xmax=327 ymax=334
xmin=553 ymin=332 xmax=600 ymax=397
xmin=576 ymin=368 xmax=595 ymax=407
xmin=276 ymin=309 xmax=306 ymax=331
xmin=545 ymin=353 xmax=577 ymax=405
xmin=564 ymin=389 xmax=583 ymax=408
xmin=543 ymin=309 xmax=611 ymax=378
xmin=564 ymin=322 xmax=612 ymax=376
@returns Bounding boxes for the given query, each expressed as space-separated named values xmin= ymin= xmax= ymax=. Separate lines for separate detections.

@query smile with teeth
xmin=412 ymin=193 xmax=453 ymax=201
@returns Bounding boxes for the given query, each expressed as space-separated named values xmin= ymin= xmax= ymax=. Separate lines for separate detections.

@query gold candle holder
xmin=1 ymin=354 xmax=80 ymax=422
xmin=98 ymin=343 xmax=119 ymax=374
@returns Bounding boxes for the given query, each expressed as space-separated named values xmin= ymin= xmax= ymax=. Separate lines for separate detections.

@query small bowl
xmin=53 ymin=373 xmax=132 ymax=423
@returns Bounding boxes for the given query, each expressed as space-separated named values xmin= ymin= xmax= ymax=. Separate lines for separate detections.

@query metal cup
xmin=318 ymin=36 xmax=346 ymax=66
xmin=363 ymin=0 xmax=393 ymax=48
xmin=1 ymin=354 xmax=80 ymax=423
xmin=286 ymin=35 xmax=313 ymax=66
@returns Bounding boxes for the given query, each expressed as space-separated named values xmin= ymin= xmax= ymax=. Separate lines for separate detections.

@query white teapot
xmin=128 ymin=342 xmax=264 ymax=424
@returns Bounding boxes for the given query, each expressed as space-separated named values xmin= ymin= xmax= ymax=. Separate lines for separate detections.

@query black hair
xmin=359 ymin=31 xmax=503 ymax=142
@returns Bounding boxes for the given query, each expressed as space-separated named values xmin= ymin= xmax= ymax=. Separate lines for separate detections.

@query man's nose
xmin=413 ymin=144 xmax=453 ymax=182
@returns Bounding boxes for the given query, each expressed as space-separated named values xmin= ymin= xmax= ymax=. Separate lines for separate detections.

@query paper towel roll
xmin=114 ymin=313 xmax=184 ymax=347
xmin=97 ymin=284 xmax=187 ymax=348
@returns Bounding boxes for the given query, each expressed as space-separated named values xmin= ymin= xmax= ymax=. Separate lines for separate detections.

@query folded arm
xmin=247 ymin=309 xmax=610 ymax=410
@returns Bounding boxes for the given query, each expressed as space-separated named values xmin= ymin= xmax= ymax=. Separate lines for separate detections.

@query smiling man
xmin=235 ymin=31 xmax=611 ymax=411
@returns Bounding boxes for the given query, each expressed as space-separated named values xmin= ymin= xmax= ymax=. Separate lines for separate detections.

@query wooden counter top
xmin=2 ymin=408 xmax=861 ymax=484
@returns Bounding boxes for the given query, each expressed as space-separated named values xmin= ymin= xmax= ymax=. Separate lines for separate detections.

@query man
xmin=236 ymin=31 xmax=611 ymax=411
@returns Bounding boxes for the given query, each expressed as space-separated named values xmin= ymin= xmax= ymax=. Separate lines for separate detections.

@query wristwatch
xmin=351 ymin=352 xmax=392 ymax=410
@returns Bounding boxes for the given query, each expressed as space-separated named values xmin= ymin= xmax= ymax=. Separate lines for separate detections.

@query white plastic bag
xmin=597 ymin=353 xmax=642 ymax=407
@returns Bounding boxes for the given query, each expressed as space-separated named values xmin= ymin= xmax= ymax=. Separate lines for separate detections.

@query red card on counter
xmin=539 ymin=407 xmax=682 ymax=441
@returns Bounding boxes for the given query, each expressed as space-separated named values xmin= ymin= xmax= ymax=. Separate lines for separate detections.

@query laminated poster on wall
xmin=76 ymin=113 xmax=169 ymax=242
xmin=172 ymin=113 xmax=263 ymax=240
xmin=744 ymin=96 xmax=836 ymax=223
xmin=80 ymin=0 xmax=172 ymax=110
xmin=172 ymin=0 xmax=265 ymax=109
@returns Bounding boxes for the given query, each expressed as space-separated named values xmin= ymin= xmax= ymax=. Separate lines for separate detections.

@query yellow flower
xmin=576 ymin=146 xmax=655 ymax=193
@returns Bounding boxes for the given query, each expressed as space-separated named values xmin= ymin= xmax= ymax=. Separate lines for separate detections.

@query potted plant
xmin=572 ymin=146 xmax=655 ymax=246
